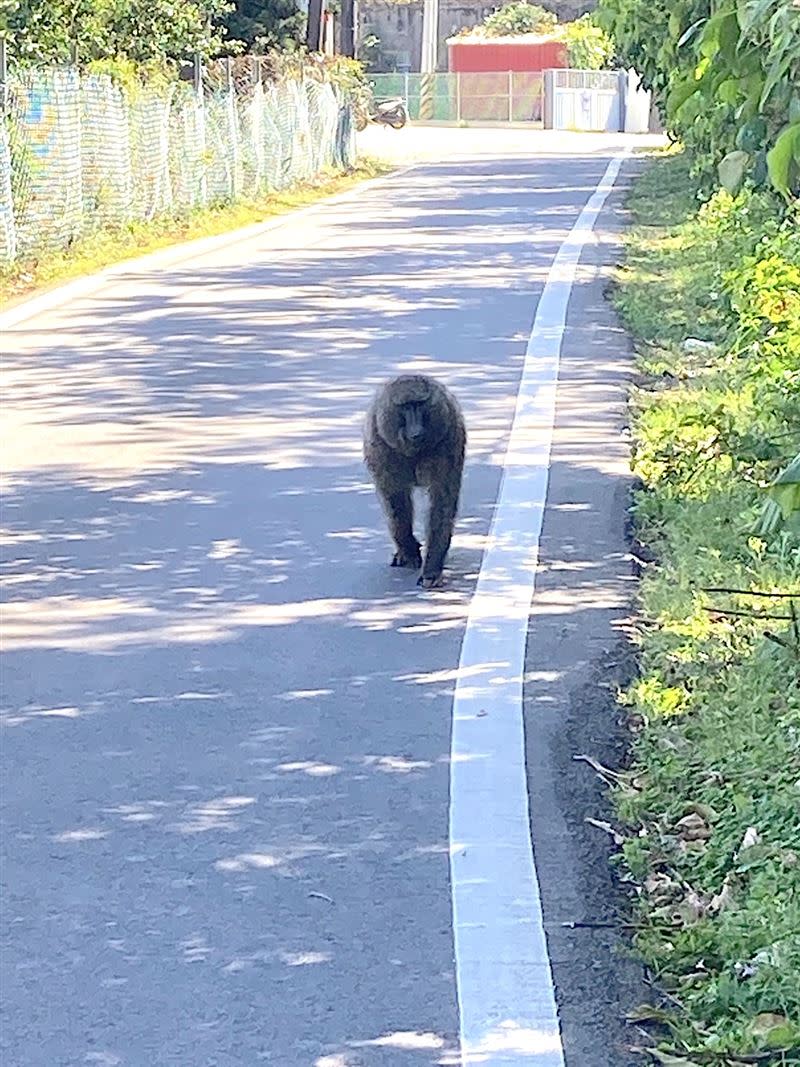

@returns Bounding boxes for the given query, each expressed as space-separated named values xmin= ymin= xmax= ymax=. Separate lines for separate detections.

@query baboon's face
xmin=381 ymin=399 xmax=433 ymax=457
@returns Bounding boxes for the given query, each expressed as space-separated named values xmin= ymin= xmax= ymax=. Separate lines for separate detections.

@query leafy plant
xmin=597 ymin=0 xmax=800 ymax=199
xmin=356 ymin=32 xmax=382 ymax=72
xmin=756 ymin=453 xmax=800 ymax=536
xmin=221 ymin=0 xmax=306 ymax=54
xmin=481 ymin=2 xmax=557 ymax=37
xmin=561 ymin=14 xmax=614 ymax=70
xmin=3 ymin=0 xmax=234 ymax=64
xmin=614 ymin=149 xmax=800 ymax=1062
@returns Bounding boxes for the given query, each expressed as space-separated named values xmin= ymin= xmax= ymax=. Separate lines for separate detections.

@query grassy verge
xmin=0 ymin=158 xmax=392 ymax=307
xmin=614 ymin=152 xmax=800 ymax=1063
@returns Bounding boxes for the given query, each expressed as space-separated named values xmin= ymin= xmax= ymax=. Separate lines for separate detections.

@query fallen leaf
xmin=749 ymin=1012 xmax=794 ymax=1048
xmin=626 ymin=1003 xmax=673 ymax=1024
xmin=585 ymin=816 xmax=626 ymax=845
xmin=308 ymin=891 xmax=334 ymax=904
xmin=682 ymin=337 xmax=716 ymax=352
xmin=710 ymin=872 xmax=737 ymax=914
xmin=674 ymin=889 xmax=708 ymax=923
xmin=649 ymin=1051 xmax=703 ymax=1066
xmin=644 ymin=872 xmax=681 ymax=905
xmin=675 ymin=812 xmax=711 ymax=841
xmin=677 ymin=837 xmax=708 ymax=855
xmin=739 ymin=826 xmax=760 ymax=852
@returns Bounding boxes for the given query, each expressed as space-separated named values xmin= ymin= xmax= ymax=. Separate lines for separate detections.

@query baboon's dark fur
xmin=364 ymin=374 xmax=466 ymax=588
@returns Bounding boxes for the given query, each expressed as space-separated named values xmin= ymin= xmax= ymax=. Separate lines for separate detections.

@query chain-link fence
xmin=368 ymin=71 xmax=544 ymax=124
xmin=0 ymin=58 xmax=356 ymax=264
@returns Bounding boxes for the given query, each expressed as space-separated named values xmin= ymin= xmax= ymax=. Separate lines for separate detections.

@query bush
xmin=482 ymin=2 xmax=557 ymax=37
xmin=562 ymin=14 xmax=614 ymax=70
xmin=615 ymin=150 xmax=800 ymax=1063
xmin=596 ymin=0 xmax=800 ymax=199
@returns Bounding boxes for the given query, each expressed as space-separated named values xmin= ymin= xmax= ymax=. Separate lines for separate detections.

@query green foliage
xmin=481 ymin=2 xmax=557 ymax=37
xmin=83 ymin=55 xmax=176 ymax=95
xmin=615 ymin=150 xmax=800 ymax=1062
xmin=356 ymin=32 xmax=382 ymax=72
xmin=561 ymin=14 xmax=614 ymax=69
xmin=221 ymin=0 xmax=305 ymax=54
xmin=767 ymin=122 xmax=800 ymax=197
xmin=597 ymin=0 xmax=800 ymax=198
xmin=757 ymin=452 xmax=800 ymax=536
xmin=252 ymin=52 xmax=369 ymax=110
xmin=267 ymin=51 xmax=368 ymax=96
xmin=768 ymin=454 xmax=800 ymax=523
xmin=2 ymin=0 xmax=233 ymax=63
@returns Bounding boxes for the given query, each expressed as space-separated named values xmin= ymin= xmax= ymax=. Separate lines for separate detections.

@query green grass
xmin=614 ymin=152 xmax=800 ymax=1064
xmin=0 ymin=158 xmax=393 ymax=307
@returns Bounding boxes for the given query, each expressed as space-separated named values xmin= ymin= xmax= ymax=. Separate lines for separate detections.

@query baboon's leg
xmin=419 ymin=476 xmax=460 ymax=587
xmin=380 ymin=487 xmax=422 ymax=568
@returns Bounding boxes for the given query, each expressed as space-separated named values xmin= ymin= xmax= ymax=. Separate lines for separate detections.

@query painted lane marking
xmin=450 ymin=152 xmax=629 ymax=1066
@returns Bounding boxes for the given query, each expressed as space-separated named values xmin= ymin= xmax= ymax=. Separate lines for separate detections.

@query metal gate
xmin=543 ymin=69 xmax=627 ymax=132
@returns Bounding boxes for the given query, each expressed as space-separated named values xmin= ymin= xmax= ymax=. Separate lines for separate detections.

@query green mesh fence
xmin=368 ymin=71 xmax=544 ymax=125
xmin=0 ymin=61 xmax=357 ymax=264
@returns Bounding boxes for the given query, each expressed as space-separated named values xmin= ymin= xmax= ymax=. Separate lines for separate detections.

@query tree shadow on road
xmin=0 ymin=153 xmax=644 ymax=1066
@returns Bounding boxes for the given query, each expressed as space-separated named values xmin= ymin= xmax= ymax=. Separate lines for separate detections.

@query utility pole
xmin=0 ymin=38 xmax=7 ymax=117
xmin=340 ymin=0 xmax=355 ymax=58
xmin=419 ymin=0 xmax=439 ymax=120
xmin=421 ymin=0 xmax=438 ymax=73
xmin=306 ymin=0 xmax=324 ymax=52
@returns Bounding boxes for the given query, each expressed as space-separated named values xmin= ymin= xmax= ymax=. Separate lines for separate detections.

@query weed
xmin=615 ymin=151 xmax=800 ymax=1062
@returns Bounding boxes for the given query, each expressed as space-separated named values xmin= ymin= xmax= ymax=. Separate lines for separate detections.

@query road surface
xmin=1 ymin=129 xmax=646 ymax=1066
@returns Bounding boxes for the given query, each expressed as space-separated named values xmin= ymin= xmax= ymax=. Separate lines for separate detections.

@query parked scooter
xmin=370 ymin=96 xmax=408 ymax=129
xmin=355 ymin=93 xmax=408 ymax=131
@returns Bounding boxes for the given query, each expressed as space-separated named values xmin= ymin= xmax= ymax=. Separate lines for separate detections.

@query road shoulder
xmin=523 ymin=158 xmax=649 ymax=1066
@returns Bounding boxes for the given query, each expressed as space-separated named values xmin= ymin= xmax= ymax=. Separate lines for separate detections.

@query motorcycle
xmin=355 ymin=94 xmax=408 ymax=131
xmin=370 ymin=96 xmax=408 ymax=129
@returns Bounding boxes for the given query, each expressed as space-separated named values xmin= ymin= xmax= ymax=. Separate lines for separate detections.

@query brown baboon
xmin=364 ymin=374 xmax=466 ymax=588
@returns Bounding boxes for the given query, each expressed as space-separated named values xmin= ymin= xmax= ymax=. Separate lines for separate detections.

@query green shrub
xmin=597 ymin=0 xmax=800 ymax=198
xmin=562 ymin=14 xmax=614 ymax=70
xmin=482 ymin=2 xmax=557 ymax=37
xmin=615 ymin=150 xmax=800 ymax=1062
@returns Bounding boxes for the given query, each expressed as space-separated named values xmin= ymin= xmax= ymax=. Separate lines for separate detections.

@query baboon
xmin=364 ymin=374 xmax=466 ymax=588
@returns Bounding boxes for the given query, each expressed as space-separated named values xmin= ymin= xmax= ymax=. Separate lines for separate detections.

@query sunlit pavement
xmin=357 ymin=121 xmax=667 ymax=163
xmin=1 ymin=140 xmax=645 ymax=1065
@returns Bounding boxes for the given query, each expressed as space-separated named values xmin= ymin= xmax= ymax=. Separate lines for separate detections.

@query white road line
xmin=450 ymin=151 xmax=629 ymax=1066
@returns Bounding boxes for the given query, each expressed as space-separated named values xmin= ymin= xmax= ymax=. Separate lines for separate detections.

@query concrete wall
xmin=358 ymin=0 xmax=596 ymax=71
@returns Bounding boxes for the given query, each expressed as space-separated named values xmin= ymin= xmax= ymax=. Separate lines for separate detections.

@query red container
xmin=447 ymin=38 xmax=567 ymax=73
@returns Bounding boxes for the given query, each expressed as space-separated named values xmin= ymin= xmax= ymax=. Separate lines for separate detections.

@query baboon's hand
xmin=417 ymin=571 xmax=444 ymax=589
xmin=391 ymin=545 xmax=423 ymax=569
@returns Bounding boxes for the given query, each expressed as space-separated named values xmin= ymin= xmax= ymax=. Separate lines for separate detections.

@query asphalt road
xmin=1 ymin=132 xmax=646 ymax=1066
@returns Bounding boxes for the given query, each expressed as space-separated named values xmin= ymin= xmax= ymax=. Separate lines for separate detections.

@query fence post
xmin=193 ymin=54 xmax=208 ymax=205
xmin=0 ymin=38 xmax=7 ymax=117
xmin=0 ymin=37 xmax=16 ymax=264
xmin=419 ymin=72 xmax=435 ymax=121
xmin=617 ymin=69 xmax=627 ymax=133
xmin=508 ymin=70 xmax=513 ymax=123
xmin=404 ymin=71 xmax=410 ymax=109
xmin=225 ymin=56 xmax=241 ymax=199
xmin=249 ymin=56 xmax=265 ymax=192
xmin=456 ymin=71 xmax=461 ymax=123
